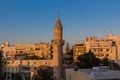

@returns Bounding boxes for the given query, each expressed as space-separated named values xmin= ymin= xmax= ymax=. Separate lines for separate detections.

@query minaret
xmin=52 ymin=17 xmax=64 ymax=80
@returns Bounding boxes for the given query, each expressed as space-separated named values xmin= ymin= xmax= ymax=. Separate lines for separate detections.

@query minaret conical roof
xmin=54 ymin=18 xmax=62 ymax=28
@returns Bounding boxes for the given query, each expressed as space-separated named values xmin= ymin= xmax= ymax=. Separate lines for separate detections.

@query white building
xmin=65 ymin=66 xmax=120 ymax=80
xmin=3 ymin=59 xmax=53 ymax=80
xmin=84 ymin=34 xmax=120 ymax=65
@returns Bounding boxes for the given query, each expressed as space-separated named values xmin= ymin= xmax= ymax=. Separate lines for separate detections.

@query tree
xmin=64 ymin=49 xmax=73 ymax=65
xmin=65 ymin=42 xmax=70 ymax=53
xmin=101 ymin=57 xmax=109 ymax=66
xmin=24 ymin=55 xmax=41 ymax=60
xmin=0 ymin=51 xmax=4 ymax=79
xmin=33 ymin=66 xmax=53 ymax=80
xmin=0 ymin=51 xmax=2 ymax=68
xmin=67 ymin=49 xmax=73 ymax=56
xmin=77 ymin=50 xmax=101 ymax=68
xmin=14 ymin=73 xmax=23 ymax=80
xmin=101 ymin=58 xmax=120 ymax=70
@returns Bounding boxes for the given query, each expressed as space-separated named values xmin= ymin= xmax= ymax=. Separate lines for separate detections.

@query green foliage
xmin=77 ymin=50 xmax=101 ymax=68
xmin=65 ymin=42 xmax=73 ymax=56
xmin=0 ymin=51 xmax=3 ymax=68
xmin=65 ymin=49 xmax=73 ymax=65
xmin=14 ymin=73 xmax=23 ymax=80
xmin=65 ymin=42 xmax=70 ymax=53
xmin=0 ymin=51 xmax=4 ymax=79
xmin=33 ymin=66 xmax=53 ymax=80
xmin=101 ymin=57 xmax=109 ymax=66
xmin=24 ymin=55 xmax=41 ymax=60
xmin=76 ymin=51 xmax=120 ymax=69
xmin=68 ymin=49 xmax=73 ymax=56
xmin=0 ymin=72 xmax=4 ymax=80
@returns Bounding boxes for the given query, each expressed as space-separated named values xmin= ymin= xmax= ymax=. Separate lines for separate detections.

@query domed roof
xmin=106 ymin=34 xmax=113 ymax=37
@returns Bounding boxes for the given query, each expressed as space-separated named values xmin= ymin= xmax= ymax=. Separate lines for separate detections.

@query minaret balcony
xmin=51 ymin=40 xmax=65 ymax=45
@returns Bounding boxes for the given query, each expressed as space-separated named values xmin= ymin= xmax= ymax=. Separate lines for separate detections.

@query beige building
xmin=0 ymin=41 xmax=10 ymax=51
xmin=4 ymin=59 xmax=53 ymax=80
xmin=73 ymin=44 xmax=86 ymax=62
xmin=3 ymin=46 xmax=16 ymax=57
xmin=34 ymin=43 xmax=51 ymax=59
xmin=15 ymin=44 xmax=35 ymax=55
xmin=2 ymin=42 xmax=52 ymax=59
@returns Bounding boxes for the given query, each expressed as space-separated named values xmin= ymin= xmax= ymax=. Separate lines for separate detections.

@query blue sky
xmin=0 ymin=0 xmax=120 ymax=45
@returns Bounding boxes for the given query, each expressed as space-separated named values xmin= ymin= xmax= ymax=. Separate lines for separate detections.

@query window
xmin=106 ymin=49 xmax=109 ymax=52
xmin=4 ymin=67 xmax=6 ymax=72
xmin=28 ymin=61 xmax=30 ymax=65
xmin=7 ymin=67 xmax=10 ymax=71
xmin=34 ymin=67 xmax=37 ymax=69
xmin=98 ymin=53 xmax=104 ymax=57
xmin=100 ymin=49 xmax=103 ymax=52
xmin=106 ymin=54 xmax=109 ymax=57
xmin=12 ymin=67 xmax=14 ymax=71
xmin=98 ymin=49 xmax=103 ymax=52
xmin=35 ymin=48 xmax=40 ymax=50
xmin=34 ymin=61 xmax=36 ymax=64
xmin=94 ymin=49 xmax=96 ymax=52
xmin=7 ymin=62 xmax=10 ymax=64
xmin=19 ymin=51 xmax=23 ymax=53
xmin=22 ymin=66 xmax=30 ymax=71
xmin=30 ymin=47 xmax=33 ymax=50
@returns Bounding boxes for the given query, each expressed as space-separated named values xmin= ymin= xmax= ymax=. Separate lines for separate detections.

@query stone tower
xmin=52 ymin=18 xmax=64 ymax=80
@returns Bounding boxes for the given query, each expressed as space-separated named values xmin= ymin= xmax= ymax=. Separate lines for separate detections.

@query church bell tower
xmin=52 ymin=17 xmax=64 ymax=80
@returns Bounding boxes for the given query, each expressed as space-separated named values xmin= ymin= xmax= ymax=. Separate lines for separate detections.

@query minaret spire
xmin=54 ymin=15 xmax=63 ymax=43
xmin=57 ymin=11 xmax=60 ymax=18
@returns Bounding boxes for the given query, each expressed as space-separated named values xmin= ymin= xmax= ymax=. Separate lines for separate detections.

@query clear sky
xmin=0 ymin=0 xmax=120 ymax=45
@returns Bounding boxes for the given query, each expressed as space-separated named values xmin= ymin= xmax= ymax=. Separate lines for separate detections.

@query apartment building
xmin=73 ymin=44 xmax=86 ymax=62
xmin=15 ymin=44 xmax=35 ymax=55
xmin=34 ymin=43 xmax=51 ymax=59
xmin=72 ymin=34 xmax=120 ymax=65
xmin=3 ymin=59 xmax=53 ymax=80
xmin=84 ymin=34 xmax=120 ymax=64
xmin=2 ymin=42 xmax=52 ymax=59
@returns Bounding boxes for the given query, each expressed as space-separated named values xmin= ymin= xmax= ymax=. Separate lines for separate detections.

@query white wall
xmin=65 ymin=69 xmax=91 ymax=80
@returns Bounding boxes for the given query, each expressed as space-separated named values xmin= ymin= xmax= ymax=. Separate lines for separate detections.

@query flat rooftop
xmin=66 ymin=66 xmax=120 ymax=80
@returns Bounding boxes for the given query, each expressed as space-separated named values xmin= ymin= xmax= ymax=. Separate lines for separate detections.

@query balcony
xmin=51 ymin=40 xmax=65 ymax=45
